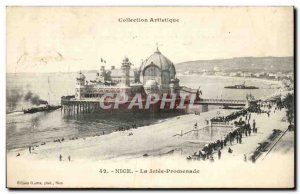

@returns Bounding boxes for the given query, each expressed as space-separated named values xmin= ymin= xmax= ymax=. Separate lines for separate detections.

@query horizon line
xmin=6 ymin=55 xmax=294 ymax=74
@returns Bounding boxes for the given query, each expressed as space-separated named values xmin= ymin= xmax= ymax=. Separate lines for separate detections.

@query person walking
xmin=253 ymin=120 xmax=256 ymax=133
xmin=59 ymin=154 xmax=62 ymax=161
xmin=218 ymin=150 xmax=221 ymax=160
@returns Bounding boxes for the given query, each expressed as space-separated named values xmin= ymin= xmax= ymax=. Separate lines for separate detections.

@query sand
xmin=7 ymin=109 xmax=235 ymax=161
xmin=6 ymin=106 xmax=295 ymax=188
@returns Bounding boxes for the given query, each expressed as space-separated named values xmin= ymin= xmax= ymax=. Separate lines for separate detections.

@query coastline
xmin=6 ymin=76 xmax=294 ymax=188
xmin=7 ymin=107 xmax=294 ymax=188
xmin=7 ymin=74 xmax=292 ymax=159
xmin=7 ymin=109 xmax=236 ymax=161
xmin=179 ymin=74 xmax=284 ymax=86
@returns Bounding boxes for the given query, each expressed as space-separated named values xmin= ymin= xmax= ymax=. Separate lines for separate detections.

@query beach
xmin=7 ymin=106 xmax=294 ymax=188
xmin=7 ymin=109 xmax=236 ymax=161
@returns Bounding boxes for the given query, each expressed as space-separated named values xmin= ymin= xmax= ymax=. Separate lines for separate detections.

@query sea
xmin=6 ymin=73 xmax=282 ymax=150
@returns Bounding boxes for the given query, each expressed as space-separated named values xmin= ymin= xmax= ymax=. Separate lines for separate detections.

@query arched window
xmin=144 ymin=64 xmax=160 ymax=79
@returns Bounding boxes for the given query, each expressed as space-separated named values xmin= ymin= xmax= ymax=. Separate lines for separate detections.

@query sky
xmin=6 ymin=7 xmax=294 ymax=73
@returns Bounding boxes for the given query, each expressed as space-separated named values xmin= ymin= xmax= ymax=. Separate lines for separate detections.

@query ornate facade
xmin=75 ymin=48 xmax=198 ymax=101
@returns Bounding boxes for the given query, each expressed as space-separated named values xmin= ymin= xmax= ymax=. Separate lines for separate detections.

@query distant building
xmin=268 ymin=73 xmax=276 ymax=79
xmin=242 ymin=72 xmax=252 ymax=77
xmin=229 ymin=72 xmax=237 ymax=77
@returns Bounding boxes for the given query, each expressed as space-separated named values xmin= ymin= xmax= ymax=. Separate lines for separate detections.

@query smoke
xmin=6 ymin=88 xmax=24 ymax=111
xmin=7 ymin=89 xmax=48 ymax=112
xmin=24 ymin=91 xmax=48 ymax=106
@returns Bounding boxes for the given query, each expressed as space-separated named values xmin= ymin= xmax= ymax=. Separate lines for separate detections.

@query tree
xmin=282 ymin=93 xmax=294 ymax=125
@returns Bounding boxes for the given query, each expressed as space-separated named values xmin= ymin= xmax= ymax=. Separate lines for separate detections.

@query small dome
xmin=123 ymin=57 xmax=129 ymax=63
xmin=140 ymin=49 xmax=175 ymax=73
xmin=77 ymin=72 xmax=86 ymax=80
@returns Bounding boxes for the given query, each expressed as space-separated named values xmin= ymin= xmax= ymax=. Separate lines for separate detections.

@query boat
xmin=24 ymin=105 xmax=62 ymax=114
xmin=224 ymin=82 xmax=259 ymax=89
xmin=24 ymin=76 xmax=62 ymax=114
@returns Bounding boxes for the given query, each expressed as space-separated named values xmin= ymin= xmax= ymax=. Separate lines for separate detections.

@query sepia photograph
xmin=5 ymin=6 xmax=295 ymax=188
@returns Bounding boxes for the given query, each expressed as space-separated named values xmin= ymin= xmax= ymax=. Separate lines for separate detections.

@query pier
xmin=61 ymin=96 xmax=248 ymax=115
xmin=195 ymin=99 xmax=247 ymax=106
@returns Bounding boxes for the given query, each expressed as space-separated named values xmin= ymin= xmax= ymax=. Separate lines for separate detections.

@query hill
xmin=175 ymin=57 xmax=294 ymax=73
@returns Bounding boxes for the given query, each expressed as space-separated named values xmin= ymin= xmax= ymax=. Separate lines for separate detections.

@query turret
xmin=76 ymin=71 xmax=86 ymax=86
xmin=75 ymin=71 xmax=86 ymax=99
xmin=100 ymin=66 xmax=105 ymax=75
xmin=121 ymin=57 xmax=131 ymax=87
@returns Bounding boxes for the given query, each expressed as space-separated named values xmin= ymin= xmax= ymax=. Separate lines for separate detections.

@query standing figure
xmin=218 ymin=150 xmax=221 ymax=160
xmin=59 ymin=154 xmax=62 ymax=161
xmin=68 ymin=155 xmax=71 ymax=162
xmin=253 ymin=120 xmax=256 ymax=133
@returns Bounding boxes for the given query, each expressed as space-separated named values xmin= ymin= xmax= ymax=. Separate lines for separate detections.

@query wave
xmin=6 ymin=111 xmax=24 ymax=116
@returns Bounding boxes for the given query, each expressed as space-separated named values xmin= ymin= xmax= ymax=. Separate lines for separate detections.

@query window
xmin=144 ymin=65 xmax=160 ymax=79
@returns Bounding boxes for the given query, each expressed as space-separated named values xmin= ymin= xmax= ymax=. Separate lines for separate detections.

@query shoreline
xmin=7 ymin=75 xmax=292 ymax=160
xmin=6 ymin=88 xmax=294 ymax=189
xmin=7 ymin=106 xmax=294 ymax=189
xmin=7 ymin=104 xmax=292 ymax=161
xmin=178 ymin=74 xmax=285 ymax=86
xmin=7 ymin=109 xmax=236 ymax=160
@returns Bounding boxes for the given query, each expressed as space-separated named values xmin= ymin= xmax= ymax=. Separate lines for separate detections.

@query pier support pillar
xmin=202 ymin=105 xmax=208 ymax=112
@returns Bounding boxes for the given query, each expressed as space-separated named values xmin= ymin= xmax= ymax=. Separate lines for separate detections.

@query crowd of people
xmin=187 ymin=108 xmax=258 ymax=162
xmin=210 ymin=109 xmax=248 ymax=123
xmin=187 ymin=99 xmax=290 ymax=162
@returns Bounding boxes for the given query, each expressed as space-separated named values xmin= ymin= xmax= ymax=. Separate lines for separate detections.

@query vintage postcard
xmin=6 ymin=6 xmax=294 ymax=188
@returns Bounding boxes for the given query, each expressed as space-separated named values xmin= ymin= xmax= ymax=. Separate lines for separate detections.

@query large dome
xmin=140 ymin=49 xmax=176 ymax=73
xmin=139 ymin=48 xmax=177 ymax=89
